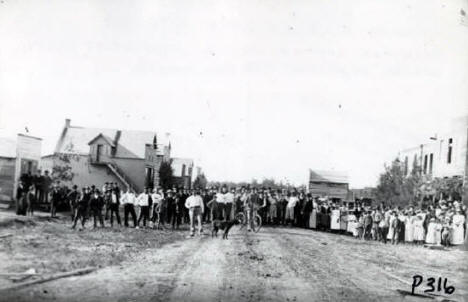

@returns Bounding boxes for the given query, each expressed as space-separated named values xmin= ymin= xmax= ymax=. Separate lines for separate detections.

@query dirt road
xmin=2 ymin=226 xmax=467 ymax=302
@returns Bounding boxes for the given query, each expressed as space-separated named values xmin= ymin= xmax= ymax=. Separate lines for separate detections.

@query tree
xmin=158 ymin=160 xmax=174 ymax=190
xmin=193 ymin=173 xmax=208 ymax=189
xmin=51 ymin=143 xmax=81 ymax=183
xmin=404 ymin=157 xmax=423 ymax=206
xmin=375 ymin=158 xmax=408 ymax=207
xmin=430 ymin=177 xmax=463 ymax=201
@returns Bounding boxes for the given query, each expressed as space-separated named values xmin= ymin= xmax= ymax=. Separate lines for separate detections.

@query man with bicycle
xmin=245 ymin=187 xmax=266 ymax=232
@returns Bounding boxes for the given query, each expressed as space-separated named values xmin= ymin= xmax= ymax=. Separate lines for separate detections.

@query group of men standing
xmin=66 ymin=183 xmax=206 ymax=237
xmin=16 ymin=170 xmax=53 ymax=215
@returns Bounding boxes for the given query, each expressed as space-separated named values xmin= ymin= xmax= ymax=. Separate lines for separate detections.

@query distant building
xmin=0 ymin=134 xmax=42 ymax=205
xmin=398 ymin=115 xmax=468 ymax=202
xmin=398 ymin=116 xmax=468 ymax=180
xmin=308 ymin=169 xmax=349 ymax=200
xmin=350 ymin=187 xmax=376 ymax=202
xmin=41 ymin=119 xmax=171 ymax=192
xmin=171 ymin=157 xmax=194 ymax=189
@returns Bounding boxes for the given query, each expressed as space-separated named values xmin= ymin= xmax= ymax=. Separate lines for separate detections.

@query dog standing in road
xmin=211 ymin=219 xmax=239 ymax=239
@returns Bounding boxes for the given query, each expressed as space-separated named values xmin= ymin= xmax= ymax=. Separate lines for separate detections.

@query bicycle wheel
xmin=252 ymin=214 xmax=262 ymax=233
xmin=235 ymin=212 xmax=246 ymax=230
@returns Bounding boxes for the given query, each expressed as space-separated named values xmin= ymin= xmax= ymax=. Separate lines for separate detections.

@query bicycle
xmin=234 ymin=206 xmax=263 ymax=233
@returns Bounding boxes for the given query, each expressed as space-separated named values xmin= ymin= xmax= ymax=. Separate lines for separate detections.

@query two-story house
xmin=41 ymin=119 xmax=171 ymax=192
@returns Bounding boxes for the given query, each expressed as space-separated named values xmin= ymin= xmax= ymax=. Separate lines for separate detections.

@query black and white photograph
xmin=0 ymin=0 xmax=467 ymax=301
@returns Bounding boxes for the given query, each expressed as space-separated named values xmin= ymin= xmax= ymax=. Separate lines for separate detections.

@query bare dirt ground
xmin=1 ymin=216 xmax=467 ymax=302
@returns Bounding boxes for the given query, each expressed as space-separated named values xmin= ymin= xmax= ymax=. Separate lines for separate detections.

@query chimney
xmin=114 ymin=130 xmax=122 ymax=144
xmin=65 ymin=118 xmax=71 ymax=128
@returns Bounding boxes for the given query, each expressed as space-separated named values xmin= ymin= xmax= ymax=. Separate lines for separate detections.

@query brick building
xmin=171 ymin=157 xmax=194 ymax=189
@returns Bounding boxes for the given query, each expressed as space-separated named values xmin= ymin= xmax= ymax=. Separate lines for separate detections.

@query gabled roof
xmin=55 ymin=121 xmax=170 ymax=159
xmin=171 ymin=157 xmax=194 ymax=177
xmin=88 ymin=134 xmax=116 ymax=147
xmin=0 ymin=137 xmax=16 ymax=158
xmin=309 ymin=169 xmax=349 ymax=184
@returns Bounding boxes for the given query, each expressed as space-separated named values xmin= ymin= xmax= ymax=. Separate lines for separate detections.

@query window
xmin=423 ymin=154 xmax=428 ymax=174
xmin=404 ymin=156 xmax=408 ymax=175
xmin=447 ymin=138 xmax=453 ymax=164
xmin=181 ymin=164 xmax=186 ymax=177
xmin=429 ymin=153 xmax=433 ymax=174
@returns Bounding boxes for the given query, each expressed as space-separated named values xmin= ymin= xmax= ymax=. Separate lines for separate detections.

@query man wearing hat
xmin=185 ymin=189 xmax=204 ymax=237
xmin=122 ymin=188 xmax=138 ymax=228
xmin=89 ymin=189 xmax=105 ymax=228
xmin=72 ymin=187 xmax=91 ymax=229
xmin=67 ymin=185 xmax=80 ymax=221
xmin=216 ymin=187 xmax=226 ymax=220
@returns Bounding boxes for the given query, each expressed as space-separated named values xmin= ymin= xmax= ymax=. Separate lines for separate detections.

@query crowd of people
xmin=15 ymin=175 xmax=467 ymax=246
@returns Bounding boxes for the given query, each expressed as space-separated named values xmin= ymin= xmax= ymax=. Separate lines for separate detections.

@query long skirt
xmin=451 ymin=224 xmax=465 ymax=245
xmin=330 ymin=210 xmax=341 ymax=230
xmin=405 ymin=221 xmax=414 ymax=242
xmin=285 ymin=207 xmax=294 ymax=221
xmin=347 ymin=215 xmax=357 ymax=234
xmin=425 ymin=223 xmax=436 ymax=244
xmin=387 ymin=225 xmax=395 ymax=240
xmin=340 ymin=214 xmax=347 ymax=230
xmin=268 ymin=205 xmax=277 ymax=220
xmin=413 ymin=225 xmax=425 ymax=241
xmin=309 ymin=210 xmax=317 ymax=229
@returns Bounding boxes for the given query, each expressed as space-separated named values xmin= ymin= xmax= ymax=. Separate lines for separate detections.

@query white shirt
xmin=185 ymin=195 xmax=204 ymax=212
xmin=216 ymin=192 xmax=226 ymax=204
xmin=151 ymin=193 xmax=164 ymax=205
xmin=121 ymin=192 xmax=136 ymax=205
xmin=111 ymin=193 xmax=119 ymax=204
xmin=137 ymin=193 xmax=150 ymax=207
xmin=224 ymin=192 xmax=235 ymax=204
xmin=287 ymin=196 xmax=299 ymax=208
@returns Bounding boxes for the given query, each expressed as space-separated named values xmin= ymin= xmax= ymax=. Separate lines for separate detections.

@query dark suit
xmin=89 ymin=195 xmax=104 ymax=227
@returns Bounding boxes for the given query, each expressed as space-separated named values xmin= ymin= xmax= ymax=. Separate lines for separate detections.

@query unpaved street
xmin=2 ymin=224 xmax=467 ymax=302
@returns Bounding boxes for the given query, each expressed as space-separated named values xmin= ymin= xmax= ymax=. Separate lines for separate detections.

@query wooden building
xmin=308 ymin=169 xmax=349 ymax=200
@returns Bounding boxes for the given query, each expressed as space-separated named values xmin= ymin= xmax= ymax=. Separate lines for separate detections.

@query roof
xmin=17 ymin=133 xmax=42 ymax=140
xmin=55 ymin=123 xmax=170 ymax=159
xmin=88 ymin=134 xmax=116 ymax=147
xmin=309 ymin=169 xmax=349 ymax=184
xmin=171 ymin=158 xmax=194 ymax=177
xmin=0 ymin=137 xmax=16 ymax=158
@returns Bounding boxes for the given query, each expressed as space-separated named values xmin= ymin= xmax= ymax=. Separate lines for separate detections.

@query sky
xmin=0 ymin=0 xmax=467 ymax=188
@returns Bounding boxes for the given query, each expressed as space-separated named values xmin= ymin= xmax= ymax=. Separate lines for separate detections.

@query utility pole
xmin=464 ymin=127 xmax=468 ymax=205
xmin=464 ymin=126 xmax=468 ymax=247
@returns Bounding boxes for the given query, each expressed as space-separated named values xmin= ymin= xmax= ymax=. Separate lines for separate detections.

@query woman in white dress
xmin=404 ymin=212 xmax=414 ymax=243
xmin=309 ymin=200 xmax=317 ymax=229
xmin=434 ymin=218 xmax=442 ymax=246
xmin=331 ymin=208 xmax=341 ymax=231
xmin=425 ymin=218 xmax=437 ymax=244
xmin=347 ymin=213 xmax=357 ymax=236
xmin=413 ymin=215 xmax=425 ymax=245
xmin=451 ymin=209 xmax=466 ymax=245
xmin=340 ymin=208 xmax=348 ymax=231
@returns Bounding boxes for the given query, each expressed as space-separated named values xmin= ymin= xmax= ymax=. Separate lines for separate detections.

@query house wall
xmin=112 ymin=157 xmax=146 ymax=192
xmin=42 ymin=154 xmax=126 ymax=190
xmin=0 ymin=157 xmax=16 ymax=203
